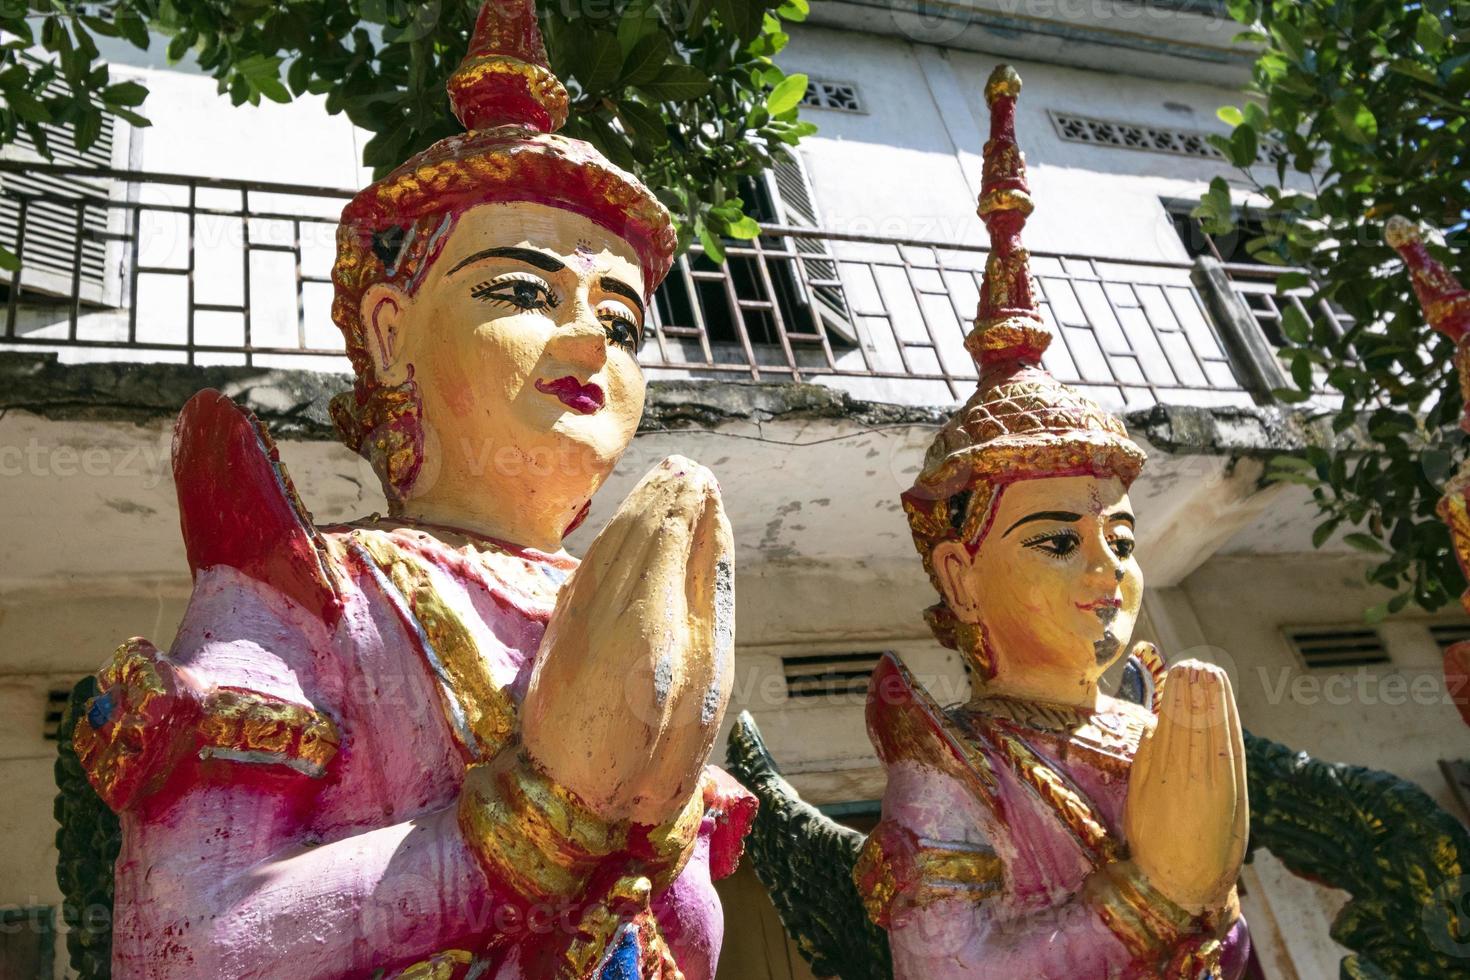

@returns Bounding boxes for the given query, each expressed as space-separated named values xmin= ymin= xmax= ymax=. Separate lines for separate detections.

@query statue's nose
xmin=549 ymin=302 xmax=608 ymax=370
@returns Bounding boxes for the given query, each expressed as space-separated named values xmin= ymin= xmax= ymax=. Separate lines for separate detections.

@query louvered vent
xmin=781 ymin=651 xmax=884 ymax=699
xmin=768 ymin=148 xmax=853 ymax=341
xmin=1049 ymin=110 xmax=1286 ymax=166
xmin=0 ymin=68 xmax=121 ymax=304
xmin=43 ymin=688 xmax=71 ymax=741
xmin=1285 ymin=627 xmax=1389 ymax=670
xmin=1430 ymin=623 xmax=1470 ymax=650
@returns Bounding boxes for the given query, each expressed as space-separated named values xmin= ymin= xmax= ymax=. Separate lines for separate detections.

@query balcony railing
xmin=1 ymin=163 xmax=1286 ymax=410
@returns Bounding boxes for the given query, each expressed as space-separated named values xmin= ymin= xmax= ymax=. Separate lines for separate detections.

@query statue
xmin=1385 ymin=215 xmax=1470 ymax=727
xmin=718 ymin=69 xmax=1470 ymax=980
xmin=847 ymin=66 xmax=1252 ymax=978
xmin=63 ymin=2 xmax=754 ymax=976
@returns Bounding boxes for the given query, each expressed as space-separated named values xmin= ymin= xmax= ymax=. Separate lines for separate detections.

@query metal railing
xmin=1 ymin=163 xmax=1279 ymax=409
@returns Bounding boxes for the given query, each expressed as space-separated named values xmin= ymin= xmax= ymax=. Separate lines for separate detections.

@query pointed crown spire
xmin=1385 ymin=216 xmax=1470 ymax=343
xmin=447 ymin=0 xmax=569 ymax=133
xmin=966 ymin=65 xmax=1049 ymax=369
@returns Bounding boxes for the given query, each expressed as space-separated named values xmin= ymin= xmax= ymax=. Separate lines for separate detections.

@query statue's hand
xmin=521 ymin=456 xmax=734 ymax=826
xmin=1123 ymin=660 xmax=1248 ymax=914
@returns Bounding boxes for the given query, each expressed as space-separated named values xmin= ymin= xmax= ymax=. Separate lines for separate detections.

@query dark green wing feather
xmin=54 ymin=675 xmax=120 ymax=980
xmin=725 ymin=710 xmax=893 ymax=980
xmin=1244 ymin=730 xmax=1470 ymax=979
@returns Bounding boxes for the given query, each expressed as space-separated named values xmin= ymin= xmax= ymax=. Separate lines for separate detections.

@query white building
xmin=2 ymin=3 xmax=1467 ymax=978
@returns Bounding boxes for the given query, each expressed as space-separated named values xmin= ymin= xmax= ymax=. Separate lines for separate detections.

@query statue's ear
xmin=360 ymin=282 xmax=413 ymax=386
xmin=931 ymin=540 xmax=983 ymax=624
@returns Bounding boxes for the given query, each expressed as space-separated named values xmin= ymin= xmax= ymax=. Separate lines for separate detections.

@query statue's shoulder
xmin=865 ymin=653 xmax=1000 ymax=800
xmin=173 ymin=389 xmax=343 ymax=625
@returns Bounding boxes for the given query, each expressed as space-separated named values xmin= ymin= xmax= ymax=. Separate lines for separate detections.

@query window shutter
xmin=765 ymin=148 xmax=855 ymax=341
xmin=0 ymin=70 xmax=125 ymax=306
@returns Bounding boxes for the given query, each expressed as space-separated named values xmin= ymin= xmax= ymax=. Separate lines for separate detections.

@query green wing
xmin=54 ymin=675 xmax=120 ymax=980
xmin=725 ymin=711 xmax=893 ymax=980
xmin=1244 ymin=730 xmax=1470 ymax=979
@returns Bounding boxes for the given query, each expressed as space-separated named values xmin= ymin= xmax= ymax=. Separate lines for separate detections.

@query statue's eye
xmin=597 ymin=299 xmax=643 ymax=353
xmin=1021 ymin=529 xmax=1081 ymax=558
xmin=1109 ymin=535 xmax=1136 ymax=560
xmin=471 ymin=274 xmax=559 ymax=311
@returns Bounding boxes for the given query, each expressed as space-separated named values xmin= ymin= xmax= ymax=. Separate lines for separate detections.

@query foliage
xmin=1195 ymin=0 xmax=1470 ymax=617
xmin=0 ymin=0 xmax=816 ymax=267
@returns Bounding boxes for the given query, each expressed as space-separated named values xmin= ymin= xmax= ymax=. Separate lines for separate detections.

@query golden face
xmin=360 ymin=200 xmax=647 ymax=524
xmin=933 ymin=474 xmax=1142 ymax=689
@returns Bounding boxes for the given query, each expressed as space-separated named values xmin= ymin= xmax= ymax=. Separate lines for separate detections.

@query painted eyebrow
xmin=1003 ymin=510 xmax=1083 ymax=537
xmin=599 ymin=276 xmax=646 ymax=319
xmin=446 ymin=246 xmax=566 ymax=277
xmin=1108 ymin=512 xmax=1136 ymax=527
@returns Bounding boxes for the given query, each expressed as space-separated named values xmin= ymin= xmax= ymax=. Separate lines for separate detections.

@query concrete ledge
xmin=0 ymin=352 xmax=946 ymax=439
xmin=1123 ymin=403 xmax=1348 ymax=456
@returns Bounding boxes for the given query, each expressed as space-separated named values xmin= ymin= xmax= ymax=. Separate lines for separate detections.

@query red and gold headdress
xmin=330 ymin=0 xmax=676 ymax=492
xmin=903 ymin=66 xmax=1146 ymax=649
xmin=1386 ymin=216 xmax=1470 ymax=726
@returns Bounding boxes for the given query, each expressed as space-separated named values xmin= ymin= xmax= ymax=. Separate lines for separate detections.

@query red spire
xmin=447 ymin=0 xmax=568 ymax=134
xmin=1386 ymin=216 xmax=1470 ymax=344
xmin=966 ymin=64 xmax=1049 ymax=370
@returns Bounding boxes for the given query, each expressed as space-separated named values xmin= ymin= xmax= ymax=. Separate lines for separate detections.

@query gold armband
xmin=854 ymin=820 xmax=1005 ymax=926
xmin=458 ymin=748 xmax=628 ymax=902
xmin=1082 ymin=860 xmax=1198 ymax=961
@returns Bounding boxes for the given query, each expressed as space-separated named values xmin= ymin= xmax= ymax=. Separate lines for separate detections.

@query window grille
xmin=1284 ymin=627 xmax=1390 ymax=670
xmin=781 ymin=651 xmax=885 ymax=699
xmin=1050 ymin=110 xmax=1285 ymax=166
xmin=801 ymin=79 xmax=864 ymax=113
xmin=0 ymin=68 xmax=128 ymax=306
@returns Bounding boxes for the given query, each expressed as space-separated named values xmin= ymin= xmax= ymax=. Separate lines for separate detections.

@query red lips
xmin=1076 ymin=597 xmax=1123 ymax=612
xmin=535 ymin=376 xmax=605 ymax=415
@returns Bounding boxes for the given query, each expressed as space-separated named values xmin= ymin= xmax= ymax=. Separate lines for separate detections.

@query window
xmin=0 ymin=65 xmax=130 ymax=308
xmin=651 ymin=147 xmax=855 ymax=355
xmin=1430 ymin=623 xmax=1470 ymax=650
xmin=1284 ymin=626 xmax=1390 ymax=670
xmin=1050 ymin=110 xmax=1285 ymax=166
xmin=42 ymin=687 xmax=70 ymax=741
xmin=801 ymin=79 xmax=864 ymax=113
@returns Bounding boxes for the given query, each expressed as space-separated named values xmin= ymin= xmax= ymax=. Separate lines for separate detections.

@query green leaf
xmin=0 ymin=244 xmax=18 ymax=273
xmin=1280 ymin=304 xmax=1311 ymax=343
xmin=776 ymin=0 xmax=809 ymax=21
xmin=7 ymin=90 xmax=51 ymax=123
xmin=714 ymin=0 xmax=761 ymax=43
xmin=638 ymin=65 xmax=712 ymax=101
xmin=1311 ymin=518 xmax=1341 ymax=548
xmin=1344 ymin=533 xmax=1389 ymax=554
xmin=1330 ymin=93 xmax=1378 ymax=144
xmin=1229 ymin=124 xmax=1258 ymax=167
xmin=696 ymin=218 xmax=726 ymax=263
xmin=724 ymin=213 xmax=761 ymax=238
xmin=1388 ymin=58 xmax=1439 ymax=85
xmin=577 ymin=31 xmax=623 ymax=94
xmin=621 ymin=33 xmax=669 ymax=87
xmin=766 ymin=72 xmax=807 ymax=116
xmin=1217 ymin=106 xmax=1244 ymax=127
xmin=102 ymin=80 xmax=148 ymax=108
xmin=617 ymin=98 xmax=669 ymax=149
xmin=616 ymin=0 xmax=658 ymax=56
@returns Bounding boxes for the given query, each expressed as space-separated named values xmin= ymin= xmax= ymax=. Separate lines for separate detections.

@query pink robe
xmin=76 ymin=391 xmax=753 ymax=979
xmin=859 ymin=653 xmax=1248 ymax=980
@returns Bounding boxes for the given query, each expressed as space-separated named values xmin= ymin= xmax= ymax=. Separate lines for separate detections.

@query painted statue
xmin=66 ymin=2 xmax=754 ymax=976
xmin=1386 ymin=215 xmax=1470 ymax=727
xmin=848 ymin=66 xmax=1251 ymax=979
